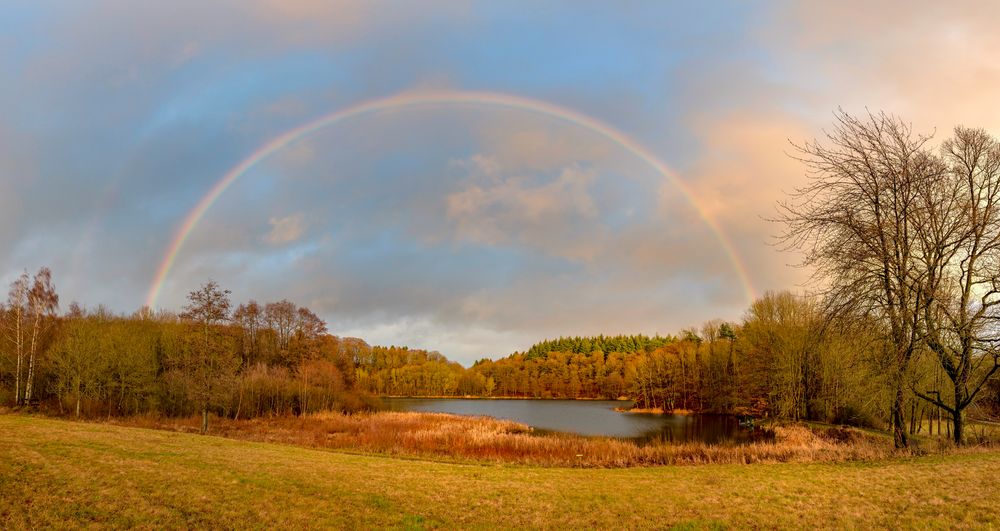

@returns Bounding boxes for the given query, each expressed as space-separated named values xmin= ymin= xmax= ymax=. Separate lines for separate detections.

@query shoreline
xmin=377 ymin=396 xmax=700 ymax=416
xmin=614 ymin=407 xmax=695 ymax=416
xmin=379 ymin=395 xmax=633 ymax=401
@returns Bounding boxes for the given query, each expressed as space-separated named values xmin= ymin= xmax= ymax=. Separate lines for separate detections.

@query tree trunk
xmin=952 ymin=408 xmax=963 ymax=445
xmin=234 ymin=386 xmax=243 ymax=421
xmin=202 ymin=407 xmax=209 ymax=434
xmin=24 ymin=309 xmax=41 ymax=404
xmin=892 ymin=384 xmax=908 ymax=448
xmin=13 ymin=306 xmax=23 ymax=406
xmin=14 ymin=348 xmax=22 ymax=406
xmin=75 ymin=376 xmax=82 ymax=418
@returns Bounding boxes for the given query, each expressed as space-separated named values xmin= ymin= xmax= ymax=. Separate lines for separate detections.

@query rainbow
xmin=146 ymin=89 xmax=756 ymax=308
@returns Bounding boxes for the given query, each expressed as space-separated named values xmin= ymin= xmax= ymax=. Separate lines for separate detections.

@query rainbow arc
xmin=146 ymin=89 xmax=755 ymax=308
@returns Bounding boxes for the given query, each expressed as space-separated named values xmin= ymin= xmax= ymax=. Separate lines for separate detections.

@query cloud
xmin=9 ymin=0 xmax=1000 ymax=364
xmin=446 ymin=156 xmax=601 ymax=260
xmin=264 ymin=213 xmax=307 ymax=245
xmin=475 ymin=120 xmax=615 ymax=171
xmin=664 ymin=0 xmax=1000 ymax=297
xmin=764 ymin=0 xmax=1000 ymax=131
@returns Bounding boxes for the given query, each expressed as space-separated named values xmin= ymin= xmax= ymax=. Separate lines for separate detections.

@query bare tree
xmin=233 ymin=300 xmax=264 ymax=366
xmin=911 ymin=127 xmax=1000 ymax=444
xmin=264 ymin=300 xmax=296 ymax=351
xmin=49 ymin=312 xmax=104 ymax=417
xmin=24 ymin=267 xmax=59 ymax=404
xmin=777 ymin=111 xmax=941 ymax=447
xmin=178 ymin=280 xmax=236 ymax=433
xmin=4 ymin=272 xmax=29 ymax=405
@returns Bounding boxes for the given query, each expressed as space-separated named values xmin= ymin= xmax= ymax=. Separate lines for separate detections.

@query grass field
xmin=2 ymin=415 xmax=998 ymax=529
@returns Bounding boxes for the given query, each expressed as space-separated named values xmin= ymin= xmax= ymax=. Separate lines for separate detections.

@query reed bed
xmin=112 ymin=410 xmax=924 ymax=467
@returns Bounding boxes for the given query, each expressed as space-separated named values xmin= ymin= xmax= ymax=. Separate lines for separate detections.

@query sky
xmin=3 ymin=1 xmax=1000 ymax=365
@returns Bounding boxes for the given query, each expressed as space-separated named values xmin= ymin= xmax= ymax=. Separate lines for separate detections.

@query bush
xmin=831 ymin=404 xmax=882 ymax=430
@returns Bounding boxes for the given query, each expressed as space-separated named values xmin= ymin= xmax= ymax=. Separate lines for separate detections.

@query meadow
xmin=3 ymin=414 xmax=1000 ymax=529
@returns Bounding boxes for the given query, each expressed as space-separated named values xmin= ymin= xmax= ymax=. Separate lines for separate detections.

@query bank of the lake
xmin=94 ymin=408 xmax=908 ymax=467
xmin=2 ymin=415 xmax=997 ymax=529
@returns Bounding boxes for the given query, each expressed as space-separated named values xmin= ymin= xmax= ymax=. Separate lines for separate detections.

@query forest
xmin=3 ymin=112 xmax=1000 ymax=446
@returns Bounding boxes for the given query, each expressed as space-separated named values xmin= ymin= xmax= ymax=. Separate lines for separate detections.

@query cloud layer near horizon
xmin=3 ymin=1 xmax=1000 ymax=364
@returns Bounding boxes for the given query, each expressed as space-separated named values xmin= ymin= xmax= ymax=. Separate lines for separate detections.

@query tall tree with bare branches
xmin=777 ymin=111 xmax=941 ymax=448
xmin=232 ymin=300 xmax=263 ymax=366
xmin=911 ymin=127 xmax=1000 ymax=444
xmin=265 ymin=300 xmax=296 ymax=352
xmin=178 ymin=280 xmax=236 ymax=433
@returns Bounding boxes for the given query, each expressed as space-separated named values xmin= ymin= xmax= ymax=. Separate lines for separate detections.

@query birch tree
xmin=4 ymin=272 xmax=29 ymax=405
xmin=24 ymin=267 xmax=59 ymax=404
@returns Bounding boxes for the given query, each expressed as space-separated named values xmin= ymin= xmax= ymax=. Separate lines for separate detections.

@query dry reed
xmin=108 ymin=410 xmax=930 ymax=467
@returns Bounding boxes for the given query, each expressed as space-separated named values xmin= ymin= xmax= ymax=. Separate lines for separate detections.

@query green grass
xmin=1 ymin=415 xmax=998 ymax=529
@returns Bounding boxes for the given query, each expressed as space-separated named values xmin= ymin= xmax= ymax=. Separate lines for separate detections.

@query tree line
xmin=1 ymin=275 xmax=377 ymax=433
xmin=3 ymin=268 xmax=998 ymax=444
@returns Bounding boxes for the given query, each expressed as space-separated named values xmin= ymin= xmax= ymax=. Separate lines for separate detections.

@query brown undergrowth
xmin=106 ymin=411 xmax=935 ymax=467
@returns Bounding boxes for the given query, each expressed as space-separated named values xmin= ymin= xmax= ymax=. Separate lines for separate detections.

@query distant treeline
xmin=523 ymin=335 xmax=674 ymax=360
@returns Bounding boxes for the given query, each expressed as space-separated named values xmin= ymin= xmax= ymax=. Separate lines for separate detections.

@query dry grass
xmin=108 ymin=410 xmax=934 ymax=467
xmin=3 ymin=414 xmax=1000 ymax=529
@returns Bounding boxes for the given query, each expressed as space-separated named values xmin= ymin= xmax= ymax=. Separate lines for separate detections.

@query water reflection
xmin=382 ymin=398 xmax=769 ymax=444
xmin=631 ymin=413 xmax=773 ymax=445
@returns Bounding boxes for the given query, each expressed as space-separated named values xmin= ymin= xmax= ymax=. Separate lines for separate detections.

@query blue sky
xmin=3 ymin=1 xmax=1000 ymax=364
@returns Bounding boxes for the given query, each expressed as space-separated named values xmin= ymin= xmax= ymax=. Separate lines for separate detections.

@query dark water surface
xmin=383 ymin=398 xmax=762 ymax=443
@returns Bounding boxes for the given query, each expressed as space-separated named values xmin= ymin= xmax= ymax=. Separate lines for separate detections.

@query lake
xmin=383 ymin=398 xmax=762 ymax=443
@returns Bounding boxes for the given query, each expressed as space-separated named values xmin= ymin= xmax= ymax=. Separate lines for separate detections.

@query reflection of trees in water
xmin=636 ymin=415 xmax=773 ymax=446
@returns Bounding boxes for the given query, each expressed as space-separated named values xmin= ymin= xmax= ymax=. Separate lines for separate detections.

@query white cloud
xmin=446 ymin=156 xmax=602 ymax=261
xmin=264 ymin=213 xmax=307 ymax=245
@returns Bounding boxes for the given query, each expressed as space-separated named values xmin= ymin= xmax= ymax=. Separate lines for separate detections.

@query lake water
xmin=383 ymin=398 xmax=763 ymax=443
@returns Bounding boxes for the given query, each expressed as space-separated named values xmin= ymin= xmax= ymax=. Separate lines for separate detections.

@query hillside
xmin=2 ymin=415 xmax=998 ymax=528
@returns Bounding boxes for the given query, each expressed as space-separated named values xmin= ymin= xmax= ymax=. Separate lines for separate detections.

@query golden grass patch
xmin=2 ymin=415 xmax=999 ymax=529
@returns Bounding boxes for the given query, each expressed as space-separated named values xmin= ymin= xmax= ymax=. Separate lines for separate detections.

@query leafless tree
xmin=24 ymin=267 xmax=59 ymax=404
xmin=911 ymin=127 xmax=1000 ymax=444
xmin=294 ymin=307 xmax=327 ymax=342
xmin=233 ymin=300 xmax=264 ymax=366
xmin=178 ymin=280 xmax=235 ymax=433
xmin=4 ymin=271 xmax=29 ymax=405
xmin=265 ymin=300 xmax=297 ymax=351
xmin=777 ymin=111 xmax=941 ymax=447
